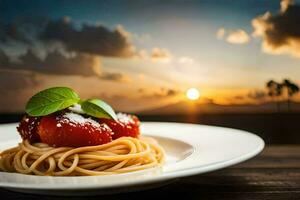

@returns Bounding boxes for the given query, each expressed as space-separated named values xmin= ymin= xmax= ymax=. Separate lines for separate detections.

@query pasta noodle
xmin=0 ymin=136 xmax=164 ymax=176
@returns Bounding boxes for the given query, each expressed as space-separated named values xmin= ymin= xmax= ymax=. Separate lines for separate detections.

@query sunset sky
xmin=1 ymin=0 xmax=300 ymax=113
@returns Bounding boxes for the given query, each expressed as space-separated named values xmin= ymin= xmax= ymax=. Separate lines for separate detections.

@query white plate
xmin=0 ymin=122 xmax=264 ymax=195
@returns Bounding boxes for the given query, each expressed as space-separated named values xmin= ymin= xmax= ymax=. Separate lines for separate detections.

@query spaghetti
xmin=0 ymin=136 xmax=164 ymax=176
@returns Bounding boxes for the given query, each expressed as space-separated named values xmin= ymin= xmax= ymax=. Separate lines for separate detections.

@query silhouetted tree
xmin=282 ymin=79 xmax=299 ymax=111
xmin=266 ymin=80 xmax=283 ymax=112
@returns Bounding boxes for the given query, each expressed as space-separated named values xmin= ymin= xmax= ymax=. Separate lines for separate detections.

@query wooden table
xmin=0 ymin=145 xmax=299 ymax=200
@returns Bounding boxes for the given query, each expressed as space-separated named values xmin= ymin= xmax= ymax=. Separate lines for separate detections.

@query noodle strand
xmin=0 ymin=137 xmax=164 ymax=176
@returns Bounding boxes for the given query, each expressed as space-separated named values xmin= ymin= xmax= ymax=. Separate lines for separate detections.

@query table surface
xmin=0 ymin=145 xmax=299 ymax=200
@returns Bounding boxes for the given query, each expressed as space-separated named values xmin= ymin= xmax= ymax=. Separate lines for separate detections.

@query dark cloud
xmin=0 ymin=49 xmax=101 ymax=76
xmin=137 ymin=87 xmax=179 ymax=98
xmin=153 ymin=88 xmax=179 ymax=98
xmin=0 ymin=50 xmax=10 ymax=66
xmin=0 ymin=51 xmax=39 ymax=98
xmin=0 ymin=49 xmax=129 ymax=82
xmin=40 ymin=17 xmax=135 ymax=57
xmin=138 ymin=88 xmax=144 ymax=93
xmin=0 ymin=18 xmax=131 ymax=82
xmin=0 ymin=17 xmax=136 ymax=58
xmin=248 ymin=90 xmax=266 ymax=100
xmin=0 ymin=69 xmax=39 ymax=91
xmin=234 ymin=95 xmax=245 ymax=100
xmin=0 ymin=17 xmax=47 ymax=45
xmin=0 ymin=17 xmax=172 ymax=62
xmin=252 ymin=0 xmax=300 ymax=57
xmin=166 ymin=89 xmax=178 ymax=96
xmin=0 ymin=23 xmax=31 ymax=44
xmin=21 ymin=50 xmax=101 ymax=76
xmin=100 ymin=72 xmax=130 ymax=82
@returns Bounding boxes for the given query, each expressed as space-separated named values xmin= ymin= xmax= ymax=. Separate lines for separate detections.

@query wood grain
xmin=0 ymin=145 xmax=299 ymax=200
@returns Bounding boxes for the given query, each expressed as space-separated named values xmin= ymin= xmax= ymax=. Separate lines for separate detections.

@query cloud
xmin=281 ymin=0 xmax=293 ymax=13
xmin=138 ymin=87 xmax=180 ymax=98
xmin=247 ymin=90 xmax=267 ymax=100
xmin=234 ymin=95 xmax=244 ymax=100
xmin=216 ymin=28 xmax=226 ymax=40
xmin=165 ymin=89 xmax=178 ymax=96
xmin=138 ymin=88 xmax=145 ymax=94
xmin=226 ymin=29 xmax=250 ymax=44
xmin=0 ymin=17 xmax=172 ymax=62
xmin=100 ymin=72 xmax=131 ymax=82
xmin=0 ymin=17 xmax=134 ymax=82
xmin=0 ymin=50 xmax=40 ymax=93
xmin=40 ymin=18 xmax=135 ymax=57
xmin=153 ymin=88 xmax=179 ymax=97
xmin=136 ymin=47 xmax=172 ymax=62
xmin=0 ymin=50 xmax=10 ymax=66
xmin=216 ymin=28 xmax=250 ymax=44
xmin=0 ymin=49 xmax=129 ymax=82
xmin=252 ymin=0 xmax=300 ymax=57
xmin=132 ymin=33 xmax=152 ymax=44
xmin=0 ymin=69 xmax=39 ymax=91
xmin=178 ymin=57 xmax=194 ymax=64
xmin=18 ymin=50 xmax=101 ymax=76
xmin=0 ymin=70 xmax=40 ymax=113
xmin=151 ymin=48 xmax=171 ymax=60
xmin=0 ymin=22 xmax=31 ymax=44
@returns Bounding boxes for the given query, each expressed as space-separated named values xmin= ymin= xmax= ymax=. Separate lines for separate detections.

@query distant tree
xmin=282 ymin=79 xmax=299 ymax=111
xmin=266 ymin=80 xmax=283 ymax=112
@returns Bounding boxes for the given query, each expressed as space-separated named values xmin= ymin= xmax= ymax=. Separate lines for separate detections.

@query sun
xmin=186 ymin=88 xmax=200 ymax=100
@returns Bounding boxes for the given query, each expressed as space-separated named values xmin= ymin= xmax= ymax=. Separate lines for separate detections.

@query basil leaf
xmin=25 ymin=87 xmax=80 ymax=116
xmin=81 ymin=99 xmax=117 ymax=120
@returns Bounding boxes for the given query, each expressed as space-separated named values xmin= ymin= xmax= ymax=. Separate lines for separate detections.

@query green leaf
xmin=25 ymin=87 xmax=80 ymax=116
xmin=81 ymin=99 xmax=117 ymax=120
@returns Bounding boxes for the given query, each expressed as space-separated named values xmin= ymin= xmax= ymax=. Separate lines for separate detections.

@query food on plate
xmin=99 ymin=113 xmax=140 ymax=139
xmin=0 ymin=87 xmax=164 ymax=176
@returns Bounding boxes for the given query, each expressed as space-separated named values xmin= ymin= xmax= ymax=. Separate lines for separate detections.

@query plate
xmin=0 ymin=122 xmax=264 ymax=195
